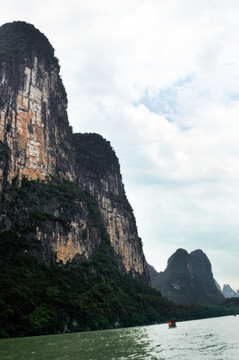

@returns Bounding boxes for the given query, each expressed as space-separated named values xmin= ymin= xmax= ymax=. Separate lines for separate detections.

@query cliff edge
xmin=0 ymin=21 xmax=149 ymax=282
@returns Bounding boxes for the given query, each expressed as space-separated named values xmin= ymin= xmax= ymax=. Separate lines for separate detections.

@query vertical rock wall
xmin=0 ymin=56 xmax=74 ymax=184
xmin=0 ymin=21 xmax=150 ymax=283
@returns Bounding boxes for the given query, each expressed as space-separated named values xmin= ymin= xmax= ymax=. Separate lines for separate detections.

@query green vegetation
xmin=72 ymin=132 xmax=133 ymax=211
xmin=73 ymin=133 xmax=120 ymax=177
xmin=0 ymin=179 xmax=238 ymax=338
xmin=0 ymin=21 xmax=56 ymax=65
xmin=0 ymin=178 xmax=171 ymax=337
xmin=2 ymin=176 xmax=103 ymax=233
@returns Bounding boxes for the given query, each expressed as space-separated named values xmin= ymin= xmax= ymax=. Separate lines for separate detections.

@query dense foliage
xmin=0 ymin=21 xmax=56 ymax=65
xmin=73 ymin=133 xmax=120 ymax=178
xmin=0 ymin=178 xmax=171 ymax=337
xmin=0 ymin=180 xmax=238 ymax=338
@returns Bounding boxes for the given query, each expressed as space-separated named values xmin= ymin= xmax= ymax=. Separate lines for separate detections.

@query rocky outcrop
xmin=73 ymin=133 xmax=148 ymax=278
xmin=148 ymin=248 xmax=225 ymax=306
xmin=0 ymin=21 xmax=149 ymax=283
xmin=223 ymin=284 xmax=239 ymax=298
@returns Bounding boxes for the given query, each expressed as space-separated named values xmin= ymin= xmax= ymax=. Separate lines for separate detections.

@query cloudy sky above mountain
xmin=1 ymin=0 xmax=239 ymax=289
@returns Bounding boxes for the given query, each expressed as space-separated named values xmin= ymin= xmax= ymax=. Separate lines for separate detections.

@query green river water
xmin=1 ymin=315 xmax=238 ymax=359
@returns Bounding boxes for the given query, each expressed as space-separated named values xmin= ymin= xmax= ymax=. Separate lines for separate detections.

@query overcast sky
xmin=1 ymin=0 xmax=239 ymax=290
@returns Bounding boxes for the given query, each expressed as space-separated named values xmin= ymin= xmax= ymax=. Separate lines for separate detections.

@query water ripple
xmin=1 ymin=316 xmax=239 ymax=359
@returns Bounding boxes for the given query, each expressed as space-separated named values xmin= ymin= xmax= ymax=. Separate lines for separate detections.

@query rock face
xmin=0 ymin=22 xmax=74 ymax=188
xmin=148 ymin=248 xmax=225 ymax=306
xmin=0 ymin=21 xmax=149 ymax=283
xmin=223 ymin=284 xmax=239 ymax=298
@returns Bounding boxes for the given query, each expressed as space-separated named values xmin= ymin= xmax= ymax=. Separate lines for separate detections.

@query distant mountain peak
xmin=223 ymin=284 xmax=239 ymax=298
xmin=148 ymin=248 xmax=225 ymax=306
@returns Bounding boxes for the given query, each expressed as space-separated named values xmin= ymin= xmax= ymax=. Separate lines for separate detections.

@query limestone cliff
xmin=0 ymin=21 xmax=149 ymax=282
xmin=148 ymin=249 xmax=225 ymax=306
xmin=0 ymin=22 xmax=74 ymax=186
